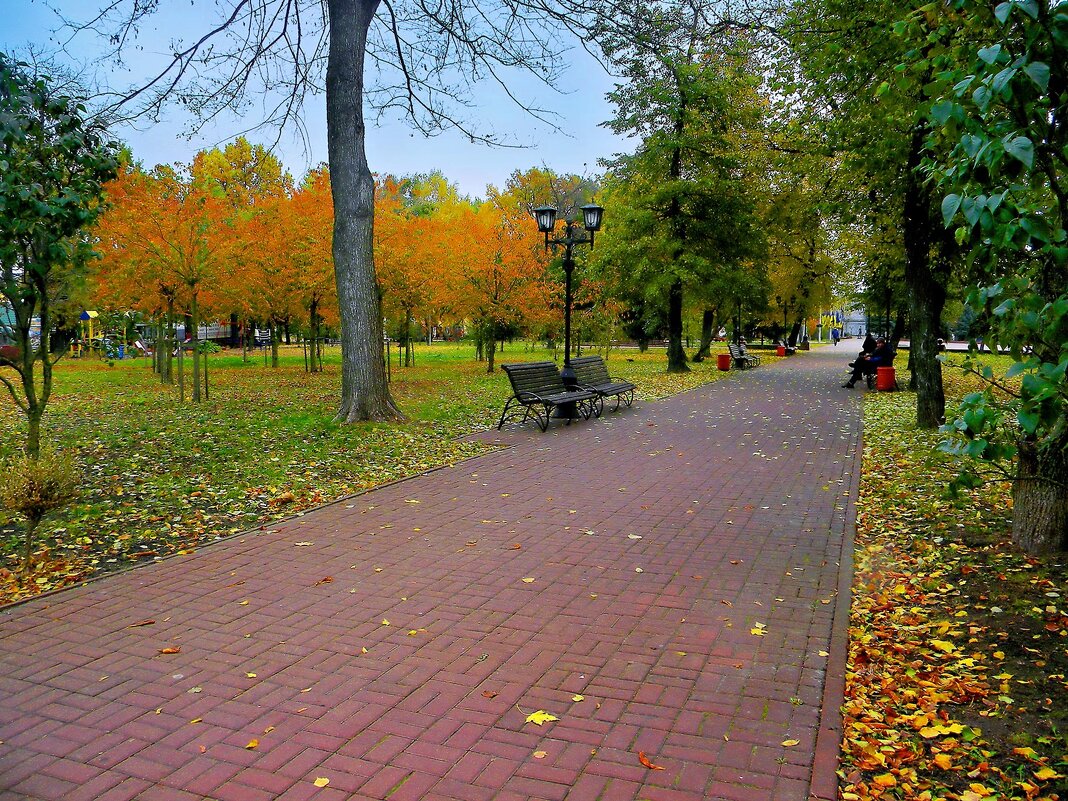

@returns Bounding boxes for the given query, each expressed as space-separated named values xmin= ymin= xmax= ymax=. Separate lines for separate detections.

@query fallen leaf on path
xmin=127 ymin=619 xmax=155 ymax=628
xmin=525 ymin=710 xmax=559 ymax=726
xmin=781 ymin=739 xmax=800 ymax=747
xmin=158 ymin=647 xmax=181 ymax=654
xmin=245 ymin=739 xmax=259 ymax=750
xmin=522 ymin=577 xmax=535 ymax=583
xmin=482 ymin=691 xmax=498 ymax=699
xmin=638 ymin=751 xmax=665 ymax=770
xmin=294 ymin=541 xmax=314 ymax=547
xmin=313 ymin=777 xmax=330 ymax=787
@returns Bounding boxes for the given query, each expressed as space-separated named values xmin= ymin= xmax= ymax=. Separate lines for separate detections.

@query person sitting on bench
xmin=843 ymin=337 xmax=893 ymax=388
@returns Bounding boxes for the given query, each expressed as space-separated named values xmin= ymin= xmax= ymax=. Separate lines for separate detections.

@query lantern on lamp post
xmin=532 ymin=203 xmax=604 ymax=389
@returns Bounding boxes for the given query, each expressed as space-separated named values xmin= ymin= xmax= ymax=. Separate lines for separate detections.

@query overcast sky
xmin=3 ymin=1 xmax=632 ymax=199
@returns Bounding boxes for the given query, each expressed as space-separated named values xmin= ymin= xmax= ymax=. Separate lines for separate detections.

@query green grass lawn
xmin=0 ymin=341 xmax=745 ymax=602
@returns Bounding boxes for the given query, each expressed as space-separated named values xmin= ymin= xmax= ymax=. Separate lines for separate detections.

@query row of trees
xmin=781 ymin=0 xmax=1068 ymax=551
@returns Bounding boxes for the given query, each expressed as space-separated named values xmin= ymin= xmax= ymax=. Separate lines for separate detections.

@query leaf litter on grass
xmin=843 ymin=371 xmax=1067 ymax=801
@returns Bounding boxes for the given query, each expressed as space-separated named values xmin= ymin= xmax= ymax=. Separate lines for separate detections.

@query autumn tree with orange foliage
xmin=445 ymin=200 xmax=553 ymax=373
xmin=375 ymin=177 xmax=457 ymax=367
xmin=93 ymin=164 xmax=228 ymax=400
xmin=288 ymin=168 xmax=337 ymax=373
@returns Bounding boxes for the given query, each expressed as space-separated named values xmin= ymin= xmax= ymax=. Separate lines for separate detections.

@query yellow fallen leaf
xmin=313 ymin=777 xmax=330 ymax=787
xmin=872 ymin=773 xmax=896 ymax=787
xmin=533 ymin=750 xmax=547 ymax=759
xmin=634 ymin=567 xmax=644 ymax=573
xmin=525 ymin=710 xmax=559 ymax=726
xmin=246 ymin=672 xmax=257 ymax=678
xmin=381 ymin=619 xmax=390 ymax=626
xmin=933 ymin=753 xmax=953 ymax=769
xmin=571 ymin=694 xmax=584 ymax=702
xmin=190 ymin=718 xmax=202 ymax=724
xmin=930 ymin=639 xmax=955 ymax=653
xmin=264 ymin=726 xmax=275 ymax=734
xmin=750 ymin=627 xmax=766 ymax=636
xmin=294 ymin=542 xmax=314 ymax=547
xmin=245 ymin=739 xmax=259 ymax=750
xmin=1034 ymin=767 xmax=1063 ymax=781
xmin=407 ymin=630 xmax=419 ymax=636
xmin=522 ymin=577 xmax=535 ymax=583
xmin=818 ymin=650 xmax=830 ymax=657
xmin=993 ymin=650 xmax=1005 ymax=659
xmin=781 ymin=739 xmax=800 ymax=747
xmin=238 ymin=600 xmax=250 ymax=606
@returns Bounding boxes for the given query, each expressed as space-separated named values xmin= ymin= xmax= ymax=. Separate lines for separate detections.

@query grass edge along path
xmin=842 ymin=373 xmax=1068 ymax=801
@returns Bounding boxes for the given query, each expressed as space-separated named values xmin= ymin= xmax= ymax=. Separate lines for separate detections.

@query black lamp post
xmin=533 ymin=203 xmax=604 ymax=389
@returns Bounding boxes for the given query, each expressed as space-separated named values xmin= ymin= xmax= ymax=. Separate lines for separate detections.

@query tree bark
xmin=1013 ymin=439 xmax=1068 ymax=553
xmin=902 ymin=123 xmax=946 ymax=429
xmin=666 ymin=279 xmax=689 ymax=372
xmin=327 ymin=0 xmax=403 ymax=422
xmin=191 ymin=292 xmax=201 ymax=403
xmin=692 ymin=308 xmax=715 ymax=362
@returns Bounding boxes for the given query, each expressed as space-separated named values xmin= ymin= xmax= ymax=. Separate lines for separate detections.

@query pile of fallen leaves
xmin=844 ymin=364 xmax=1067 ymax=801
xmin=0 ymin=343 xmax=751 ymax=604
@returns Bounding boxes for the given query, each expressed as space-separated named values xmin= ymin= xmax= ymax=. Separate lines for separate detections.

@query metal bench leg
xmin=497 ymin=397 xmax=518 ymax=430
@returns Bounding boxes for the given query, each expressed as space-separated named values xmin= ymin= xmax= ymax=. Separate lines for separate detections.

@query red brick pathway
xmin=0 ymin=347 xmax=862 ymax=801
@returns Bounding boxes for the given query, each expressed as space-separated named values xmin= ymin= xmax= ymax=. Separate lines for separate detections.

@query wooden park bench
xmin=498 ymin=362 xmax=599 ymax=432
xmin=570 ymin=355 xmax=637 ymax=413
xmin=728 ymin=343 xmax=761 ymax=369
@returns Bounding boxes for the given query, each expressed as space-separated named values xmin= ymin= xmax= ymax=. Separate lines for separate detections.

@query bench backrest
xmin=728 ymin=343 xmax=742 ymax=358
xmin=502 ymin=362 xmax=567 ymax=397
xmin=570 ymin=355 xmax=611 ymax=386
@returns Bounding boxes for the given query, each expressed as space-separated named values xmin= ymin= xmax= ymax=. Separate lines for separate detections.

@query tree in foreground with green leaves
xmin=0 ymin=53 xmax=117 ymax=577
xmin=914 ymin=0 xmax=1068 ymax=552
xmin=0 ymin=53 xmax=118 ymax=457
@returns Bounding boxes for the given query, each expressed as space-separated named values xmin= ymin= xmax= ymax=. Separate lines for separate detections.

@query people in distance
xmin=843 ymin=337 xmax=894 ymax=388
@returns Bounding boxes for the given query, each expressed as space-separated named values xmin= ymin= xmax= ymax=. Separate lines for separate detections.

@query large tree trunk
xmin=902 ymin=123 xmax=946 ymax=429
xmin=692 ymin=308 xmax=715 ymax=362
xmin=327 ymin=0 xmax=403 ymax=422
xmin=666 ymin=279 xmax=689 ymax=373
xmin=1013 ymin=439 xmax=1068 ymax=553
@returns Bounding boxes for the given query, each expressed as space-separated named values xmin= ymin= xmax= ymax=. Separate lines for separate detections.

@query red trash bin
xmin=776 ymin=345 xmax=786 ymax=357
xmin=717 ymin=353 xmax=731 ymax=371
xmin=876 ymin=366 xmax=896 ymax=391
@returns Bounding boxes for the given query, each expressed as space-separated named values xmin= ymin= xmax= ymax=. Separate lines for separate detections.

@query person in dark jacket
xmin=843 ymin=338 xmax=894 ymax=388
xmin=861 ymin=332 xmax=877 ymax=354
